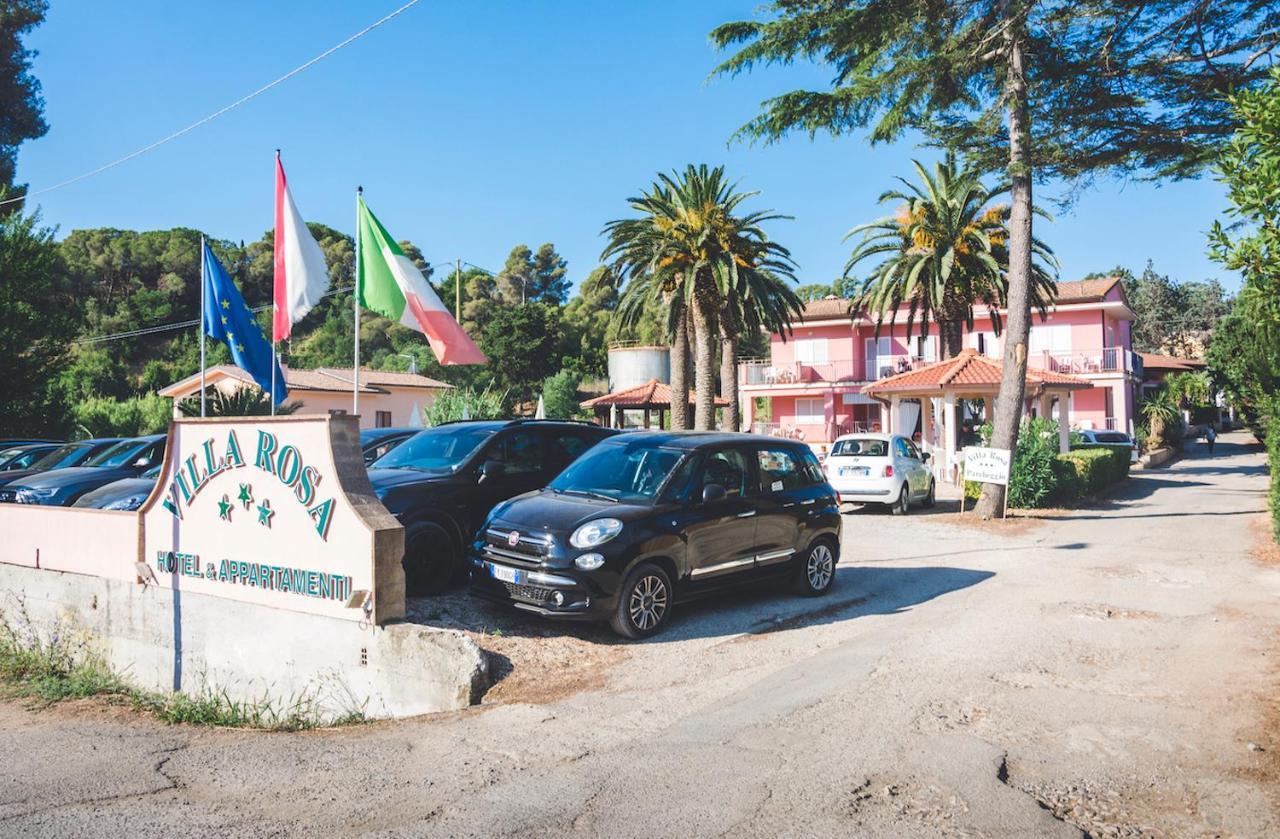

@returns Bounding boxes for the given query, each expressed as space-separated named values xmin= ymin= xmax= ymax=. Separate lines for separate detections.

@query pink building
xmin=741 ymin=277 xmax=1141 ymax=445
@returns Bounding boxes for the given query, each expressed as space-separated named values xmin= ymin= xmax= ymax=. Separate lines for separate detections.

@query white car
xmin=824 ymin=433 xmax=935 ymax=514
xmin=1077 ymin=429 xmax=1139 ymax=463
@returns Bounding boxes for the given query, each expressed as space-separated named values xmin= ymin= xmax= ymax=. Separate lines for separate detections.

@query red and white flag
xmin=273 ymin=152 xmax=330 ymax=342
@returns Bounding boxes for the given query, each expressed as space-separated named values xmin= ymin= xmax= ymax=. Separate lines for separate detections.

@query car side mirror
xmin=921 ymin=452 xmax=931 ymax=463
xmin=701 ymin=484 xmax=727 ymax=504
xmin=479 ymin=460 xmax=506 ymax=482
xmin=133 ymin=456 xmax=151 ymax=469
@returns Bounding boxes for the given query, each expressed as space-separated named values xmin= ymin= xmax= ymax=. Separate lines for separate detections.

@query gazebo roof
xmin=580 ymin=379 xmax=729 ymax=409
xmin=863 ymin=349 xmax=1093 ymax=397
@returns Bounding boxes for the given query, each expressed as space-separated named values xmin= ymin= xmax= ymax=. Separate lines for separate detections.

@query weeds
xmin=0 ymin=597 xmax=365 ymax=731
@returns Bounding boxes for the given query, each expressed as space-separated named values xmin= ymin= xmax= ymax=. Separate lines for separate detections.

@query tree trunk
xmin=976 ymin=5 xmax=1034 ymax=519
xmin=938 ymin=320 xmax=965 ymax=359
xmin=692 ymin=300 xmax=717 ymax=430
xmin=669 ymin=312 xmax=690 ymax=430
xmin=720 ymin=325 xmax=740 ymax=432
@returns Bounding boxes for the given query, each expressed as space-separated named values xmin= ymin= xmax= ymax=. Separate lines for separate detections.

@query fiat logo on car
xmin=507 ymin=531 xmax=521 ymax=547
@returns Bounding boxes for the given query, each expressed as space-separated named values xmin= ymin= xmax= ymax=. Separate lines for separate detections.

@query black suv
xmin=470 ymin=432 xmax=843 ymax=638
xmin=368 ymin=420 xmax=618 ymax=593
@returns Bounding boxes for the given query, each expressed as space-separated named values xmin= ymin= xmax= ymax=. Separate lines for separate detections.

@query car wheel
xmin=892 ymin=485 xmax=910 ymax=515
xmin=923 ymin=479 xmax=936 ymax=509
xmin=402 ymin=522 xmax=457 ymax=596
xmin=795 ymin=539 xmax=836 ymax=596
xmin=609 ymin=562 xmax=672 ymax=639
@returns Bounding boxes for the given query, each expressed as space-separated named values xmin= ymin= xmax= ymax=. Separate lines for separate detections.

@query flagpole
xmin=199 ymin=234 xmax=207 ymax=418
xmin=353 ymin=186 xmax=362 ymax=416
xmin=271 ymin=149 xmax=279 ymax=417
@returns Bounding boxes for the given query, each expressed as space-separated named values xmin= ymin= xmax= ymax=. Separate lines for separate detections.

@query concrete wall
xmin=0 ymin=506 xmax=138 ymax=579
xmin=0 ymin=563 xmax=487 ymax=719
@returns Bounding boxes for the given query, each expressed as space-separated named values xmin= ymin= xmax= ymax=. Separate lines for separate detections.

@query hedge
xmin=963 ymin=438 xmax=1131 ymax=508
xmin=1267 ymin=413 xmax=1280 ymax=544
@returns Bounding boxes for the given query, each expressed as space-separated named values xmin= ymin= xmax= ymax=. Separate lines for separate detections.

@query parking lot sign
xmin=964 ymin=447 xmax=1011 ymax=486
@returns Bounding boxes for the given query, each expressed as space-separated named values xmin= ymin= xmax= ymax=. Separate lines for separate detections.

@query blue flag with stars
xmin=201 ymin=242 xmax=287 ymax=404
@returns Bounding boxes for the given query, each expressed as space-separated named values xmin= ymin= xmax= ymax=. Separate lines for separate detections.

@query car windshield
xmin=549 ymin=441 xmax=684 ymax=503
xmin=1091 ymin=432 xmax=1130 ymax=443
xmin=84 ymin=440 xmax=148 ymax=468
xmin=0 ymin=448 xmax=27 ymax=466
xmin=372 ymin=425 xmax=496 ymax=471
xmin=32 ymin=443 xmax=90 ymax=470
xmin=830 ymin=438 xmax=888 ymax=457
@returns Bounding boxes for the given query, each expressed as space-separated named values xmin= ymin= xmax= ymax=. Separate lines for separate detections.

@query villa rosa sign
xmin=140 ymin=416 xmax=405 ymax=623
xmin=964 ymin=446 xmax=1012 ymax=485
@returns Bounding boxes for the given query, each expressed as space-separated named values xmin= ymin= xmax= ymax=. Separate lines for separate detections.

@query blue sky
xmin=19 ymin=0 xmax=1237 ymax=294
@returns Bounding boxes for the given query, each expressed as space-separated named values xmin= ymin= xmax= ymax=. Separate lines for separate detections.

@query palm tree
xmin=179 ymin=386 xmax=301 ymax=417
xmin=845 ymin=154 xmax=1059 ymax=358
xmin=603 ymin=165 xmax=799 ymax=430
xmin=720 ymin=267 xmax=803 ymax=431
xmin=1140 ymin=387 xmax=1181 ymax=448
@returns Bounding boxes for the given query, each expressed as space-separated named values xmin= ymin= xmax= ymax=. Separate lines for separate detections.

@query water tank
xmin=607 ymin=344 xmax=670 ymax=392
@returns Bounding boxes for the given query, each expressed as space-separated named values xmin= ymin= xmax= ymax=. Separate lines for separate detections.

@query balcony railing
xmin=1029 ymin=347 xmax=1135 ymax=376
xmin=739 ymin=356 xmax=921 ymax=386
xmin=751 ymin=421 xmax=874 ymax=439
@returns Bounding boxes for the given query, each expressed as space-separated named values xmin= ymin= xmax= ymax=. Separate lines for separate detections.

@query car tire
xmin=795 ymin=538 xmax=837 ymax=596
xmin=402 ymin=522 xmax=457 ymax=596
xmin=609 ymin=562 xmax=672 ymax=639
xmin=892 ymin=485 xmax=910 ymax=515
xmin=923 ymin=479 xmax=936 ymax=509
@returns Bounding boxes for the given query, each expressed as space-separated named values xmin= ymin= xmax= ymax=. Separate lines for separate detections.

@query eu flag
xmin=201 ymin=242 xmax=288 ymax=404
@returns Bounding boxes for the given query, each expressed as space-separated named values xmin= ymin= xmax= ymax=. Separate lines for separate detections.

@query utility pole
xmin=455 ymin=258 xmax=462 ymax=318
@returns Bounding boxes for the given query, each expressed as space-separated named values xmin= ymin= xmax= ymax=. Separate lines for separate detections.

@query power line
xmin=2 ymin=0 xmax=423 ymax=208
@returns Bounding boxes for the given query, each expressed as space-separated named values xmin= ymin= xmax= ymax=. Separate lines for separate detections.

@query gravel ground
xmin=0 ymin=431 xmax=1277 ymax=838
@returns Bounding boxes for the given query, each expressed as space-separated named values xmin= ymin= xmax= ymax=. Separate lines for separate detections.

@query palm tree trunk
xmin=720 ymin=324 xmax=740 ymax=432
xmin=939 ymin=321 xmax=965 ymax=359
xmin=977 ymin=4 xmax=1033 ymax=519
xmin=692 ymin=300 xmax=717 ymax=430
xmin=669 ymin=313 xmax=690 ymax=430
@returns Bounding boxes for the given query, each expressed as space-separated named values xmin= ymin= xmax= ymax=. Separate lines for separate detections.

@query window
xmin=487 ymin=430 xmax=542 ymax=475
xmin=1029 ymin=324 xmax=1070 ymax=354
xmin=831 ymin=438 xmax=888 ymax=457
xmin=757 ymin=447 xmax=805 ymax=493
xmin=800 ymin=451 xmax=825 ymax=484
xmin=700 ymin=448 xmax=753 ymax=498
xmin=904 ymin=439 xmax=922 ymax=460
xmin=915 ymin=335 xmax=937 ymax=362
xmin=794 ymin=397 xmax=825 ymax=424
xmin=375 ymin=410 xmax=392 ymax=428
xmin=546 ymin=430 xmax=594 ymax=473
xmin=794 ymin=338 xmax=828 ymax=364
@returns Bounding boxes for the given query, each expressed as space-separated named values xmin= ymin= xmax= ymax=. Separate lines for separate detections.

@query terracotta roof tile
xmin=1136 ymin=352 xmax=1207 ymax=371
xmin=864 ymin=349 xmax=1092 ymax=396
xmin=1054 ymin=277 xmax=1122 ymax=303
xmin=798 ymin=296 xmax=851 ymax=321
xmin=580 ymin=379 xmax=728 ymax=408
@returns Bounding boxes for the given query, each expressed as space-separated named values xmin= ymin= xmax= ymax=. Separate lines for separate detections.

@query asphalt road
xmin=1 ymin=432 xmax=1277 ymax=837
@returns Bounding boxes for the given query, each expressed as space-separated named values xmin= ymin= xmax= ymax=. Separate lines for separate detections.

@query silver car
xmin=824 ymin=433 xmax=935 ymax=514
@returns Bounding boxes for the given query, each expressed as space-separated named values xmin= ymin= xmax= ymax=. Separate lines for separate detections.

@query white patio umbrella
xmin=461 ymin=404 xmax=471 ymax=421
xmin=534 ymin=395 xmax=546 ymax=419
xmin=609 ymin=403 xmax=619 ymax=429
xmin=408 ymin=401 xmax=424 ymax=428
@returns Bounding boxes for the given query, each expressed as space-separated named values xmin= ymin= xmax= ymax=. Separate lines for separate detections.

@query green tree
xmin=541 ymin=369 xmax=583 ymax=419
xmin=562 ymin=265 xmax=620 ymax=378
xmin=0 ymin=0 xmax=47 ymax=192
xmin=495 ymin=243 xmax=569 ymax=305
xmin=846 ymin=154 xmax=1057 ymax=358
xmin=0 ymin=203 xmax=70 ymax=435
xmin=178 ymin=386 xmax=301 ymax=418
xmin=603 ymin=164 xmax=798 ymax=430
xmin=481 ymin=303 xmax=565 ymax=408
xmin=712 ymin=0 xmax=1278 ymax=517
xmin=795 ymin=283 xmax=834 ymax=301
xmin=73 ymin=393 xmax=174 ymax=437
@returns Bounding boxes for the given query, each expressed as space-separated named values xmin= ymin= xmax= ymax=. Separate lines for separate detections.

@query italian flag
xmin=273 ymin=153 xmax=331 ymax=341
xmin=356 ymin=196 xmax=486 ymax=365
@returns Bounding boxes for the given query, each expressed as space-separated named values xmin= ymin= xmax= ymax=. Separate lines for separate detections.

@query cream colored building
xmin=159 ymin=365 xmax=451 ymax=429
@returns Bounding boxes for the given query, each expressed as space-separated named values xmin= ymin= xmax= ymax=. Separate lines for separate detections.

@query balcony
xmin=1029 ymin=347 xmax=1136 ymax=376
xmin=739 ymin=356 xmax=920 ymax=386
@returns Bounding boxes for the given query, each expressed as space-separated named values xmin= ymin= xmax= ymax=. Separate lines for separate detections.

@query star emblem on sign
xmin=237 ymin=483 xmax=253 ymax=509
xmin=256 ymin=498 xmax=274 ymax=527
xmin=217 ymin=494 xmax=233 ymax=521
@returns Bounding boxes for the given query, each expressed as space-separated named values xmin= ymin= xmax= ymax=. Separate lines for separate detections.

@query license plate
xmin=840 ymin=466 xmax=870 ymax=477
xmin=489 ymin=563 xmax=522 ymax=584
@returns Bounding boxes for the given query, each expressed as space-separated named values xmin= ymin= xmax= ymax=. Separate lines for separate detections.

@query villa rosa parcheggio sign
xmin=140 ymin=417 xmax=386 ymax=621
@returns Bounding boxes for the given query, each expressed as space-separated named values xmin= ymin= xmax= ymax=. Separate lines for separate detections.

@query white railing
xmin=1104 ymin=417 xmax=1119 ymax=430
xmin=740 ymin=356 xmax=924 ymax=386
xmin=1032 ymin=347 xmax=1135 ymax=375
xmin=751 ymin=420 xmax=874 ymax=438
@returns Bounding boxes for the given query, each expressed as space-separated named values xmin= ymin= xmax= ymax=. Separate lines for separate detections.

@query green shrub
xmin=962 ymin=421 xmax=1132 ymax=508
xmin=1267 ymin=410 xmax=1280 ymax=544
xmin=424 ymin=384 xmax=508 ymax=425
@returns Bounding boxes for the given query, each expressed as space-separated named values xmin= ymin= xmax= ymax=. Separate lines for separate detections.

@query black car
xmin=470 ymin=432 xmax=843 ymax=638
xmin=2 ymin=434 xmax=166 ymax=506
xmin=0 ymin=438 xmax=125 ymax=493
xmin=0 ymin=442 xmax=63 ymax=471
xmin=367 ymin=420 xmax=618 ymax=593
xmin=359 ymin=427 xmax=419 ymax=466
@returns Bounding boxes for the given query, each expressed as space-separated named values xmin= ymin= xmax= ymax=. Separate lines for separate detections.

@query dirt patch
xmin=405 ymin=593 xmax=629 ymax=706
xmin=1250 ymin=514 xmax=1280 ymax=567
xmin=942 ymin=508 xmax=1046 ymax=537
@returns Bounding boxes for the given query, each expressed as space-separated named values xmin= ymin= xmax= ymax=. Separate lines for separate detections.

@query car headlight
xmin=569 ymin=518 xmax=623 ymax=549
xmin=103 ymin=495 xmax=146 ymax=511
xmin=15 ymin=487 xmax=56 ymax=503
xmin=574 ymin=553 xmax=605 ymax=571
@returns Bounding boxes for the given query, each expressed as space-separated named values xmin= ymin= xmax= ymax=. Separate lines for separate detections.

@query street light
xmin=396 ymin=353 xmax=418 ymax=374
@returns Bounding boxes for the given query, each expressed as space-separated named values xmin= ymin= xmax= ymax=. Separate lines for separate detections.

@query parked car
xmin=1077 ymin=428 xmax=1139 ymax=463
xmin=72 ymin=464 xmax=162 ymax=511
xmin=469 ymin=432 xmax=842 ymax=638
xmin=359 ymin=427 xmax=419 ymax=466
xmin=2 ymin=435 xmax=166 ymax=506
xmin=0 ymin=438 xmax=125 ymax=493
xmin=823 ymin=433 xmax=935 ymax=514
xmin=367 ymin=420 xmax=618 ymax=593
xmin=0 ymin=442 xmax=63 ymax=471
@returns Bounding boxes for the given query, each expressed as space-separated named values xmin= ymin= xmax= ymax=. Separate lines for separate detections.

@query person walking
xmin=1205 ymin=424 xmax=1217 ymax=455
